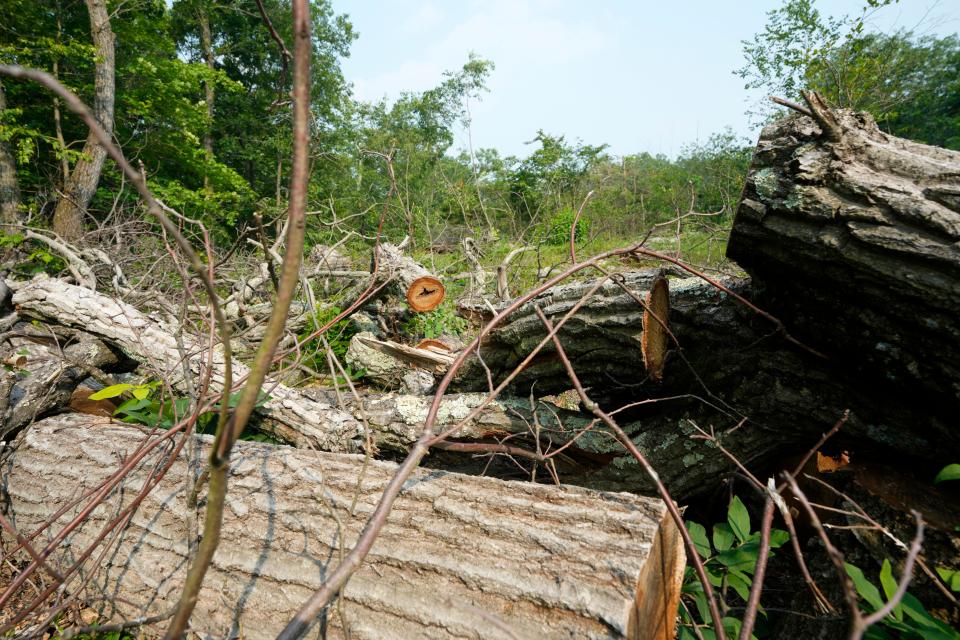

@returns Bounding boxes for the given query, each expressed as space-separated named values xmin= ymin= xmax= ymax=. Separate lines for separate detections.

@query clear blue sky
xmin=329 ymin=1 xmax=958 ymax=159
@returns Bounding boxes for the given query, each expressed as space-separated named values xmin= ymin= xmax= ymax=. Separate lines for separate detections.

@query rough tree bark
xmin=2 ymin=414 xmax=684 ymax=640
xmin=51 ymin=0 xmax=115 ymax=239
xmin=0 ymin=321 xmax=117 ymax=439
xmin=0 ymin=79 xmax=20 ymax=224
xmin=726 ymin=100 xmax=960 ymax=422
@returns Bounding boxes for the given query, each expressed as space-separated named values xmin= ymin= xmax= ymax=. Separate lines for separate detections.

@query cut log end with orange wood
xmin=406 ymin=275 xmax=445 ymax=312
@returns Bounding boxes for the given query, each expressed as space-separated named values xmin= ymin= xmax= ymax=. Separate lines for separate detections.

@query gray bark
xmin=52 ymin=0 xmax=115 ymax=239
xmin=0 ymin=321 xmax=116 ymax=439
xmin=0 ymin=79 xmax=20 ymax=224
xmin=2 ymin=414 xmax=683 ymax=640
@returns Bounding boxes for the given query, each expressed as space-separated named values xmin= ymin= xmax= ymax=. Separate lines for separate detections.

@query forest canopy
xmin=0 ymin=0 xmax=957 ymax=246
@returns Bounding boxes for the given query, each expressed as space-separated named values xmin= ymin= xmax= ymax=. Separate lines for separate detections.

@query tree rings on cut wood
xmin=642 ymin=276 xmax=670 ymax=381
xmin=407 ymin=276 xmax=445 ymax=312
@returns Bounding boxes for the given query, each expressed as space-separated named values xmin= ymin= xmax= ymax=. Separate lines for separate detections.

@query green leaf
xmin=715 ymin=542 xmax=761 ymax=572
xmin=878 ymin=559 xmax=903 ymax=620
xmin=115 ymin=397 xmax=152 ymax=414
xmin=768 ymin=529 xmax=790 ymax=549
xmin=845 ymin=563 xmax=884 ymax=611
xmin=728 ymin=496 xmax=750 ymax=543
xmin=726 ymin=570 xmax=753 ymax=603
xmin=131 ymin=386 xmax=151 ymax=400
xmin=935 ymin=464 xmax=960 ymax=483
xmin=687 ymin=521 xmax=711 ymax=559
xmin=89 ymin=383 xmax=133 ymax=400
xmin=713 ymin=523 xmax=735 ymax=552
xmin=936 ymin=567 xmax=960 ymax=592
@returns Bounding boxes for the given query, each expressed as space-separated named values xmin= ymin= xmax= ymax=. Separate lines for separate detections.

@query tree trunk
xmin=2 ymin=414 xmax=683 ymax=640
xmin=198 ymin=4 xmax=215 ymax=190
xmin=0 ymin=80 xmax=20 ymax=224
xmin=726 ymin=101 xmax=960 ymax=445
xmin=51 ymin=0 xmax=115 ymax=239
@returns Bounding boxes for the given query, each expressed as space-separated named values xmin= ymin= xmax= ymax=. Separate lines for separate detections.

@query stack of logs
xmin=2 ymin=97 xmax=959 ymax=638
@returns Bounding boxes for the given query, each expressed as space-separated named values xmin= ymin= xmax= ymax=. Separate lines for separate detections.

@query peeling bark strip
xmin=727 ymin=106 xmax=960 ymax=411
xmin=2 ymin=414 xmax=683 ymax=640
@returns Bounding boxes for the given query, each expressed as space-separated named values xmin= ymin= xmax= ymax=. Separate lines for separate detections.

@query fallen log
xmin=453 ymin=270 xmax=679 ymax=394
xmin=2 ymin=414 xmax=684 ymax=640
xmin=0 ymin=320 xmax=117 ymax=438
xmin=726 ymin=98 xmax=960 ymax=439
xmin=9 ymin=275 xmax=365 ymax=453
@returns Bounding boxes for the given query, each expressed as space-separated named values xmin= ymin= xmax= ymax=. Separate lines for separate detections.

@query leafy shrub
xmin=541 ymin=207 xmax=589 ymax=246
xmin=846 ymin=560 xmax=960 ymax=639
xmin=679 ymin=496 xmax=790 ymax=640
xmin=298 ymin=305 xmax=363 ymax=380
xmin=91 ymin=382 xmax=275 ymax=442
xmin=402 ymin=301 xmax=467 ymax=340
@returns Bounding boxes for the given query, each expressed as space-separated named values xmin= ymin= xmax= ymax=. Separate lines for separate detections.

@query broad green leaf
xmin=728 ymin=496 xmax=750 ymax=543
xmin=716 ymin=541 xmax=761 ymax=572
xmin=131 ymin=386 xmax=151 ymax=400
xmin=935 ymin=464 xmax=960 ymax=483
xmin=936 ymin=567 xmax=960 ymax=592
xmin=726 ymin=570 xmax=753 ymax=603
xmin=686 ymin=521 xmax=711 ymax=559
xmin=89 ymin=383 xmax=133 ymax=400
xmin=706 ymin=568 xmax=723 ymax=588
xmin=713 ymin=523 xmax=735 ymax=552
xmin=878 ymin=559 xmax=903 ymax=621
xmin=845 ymin=563 xmax=884 ymax=611
xmin=768 ymin=529 xmax=790 ymax=549
xmin=899 ymin=592 xmax=960 ymax=637
xmin=115 ymin=397 xmax=152 ymax=414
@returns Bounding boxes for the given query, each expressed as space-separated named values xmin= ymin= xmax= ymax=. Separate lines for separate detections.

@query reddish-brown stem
xmin=738 ymin=497 xmax=775 ymax=640
xmin=534 ymin=306 xmax=727 ymax=640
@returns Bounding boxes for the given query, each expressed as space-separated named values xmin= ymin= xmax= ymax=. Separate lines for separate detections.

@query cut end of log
xmin=406 ymin=276 xmax=445 ymax=312
xmin=642 ymin=276 xmax=670 ymax=382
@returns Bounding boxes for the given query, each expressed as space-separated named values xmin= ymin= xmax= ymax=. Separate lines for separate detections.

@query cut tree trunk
xmin=726 ymin=99 xmax=960 ymax=427
xmin=2 ymin=414 xmax=684 ymax=640
xmin=0 ymin=79 xmax=21 ymax=224
xmin=452 ymin=261 xmax=960 ymax=489
xmin=453 ymin=270 xmax=717 ymax=395
xmin=51 ymin=0 xmax=115 ymax=239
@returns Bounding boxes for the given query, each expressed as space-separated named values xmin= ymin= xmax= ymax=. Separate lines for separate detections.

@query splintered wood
xmin=2 ymin=414 xmax=684 ymax=640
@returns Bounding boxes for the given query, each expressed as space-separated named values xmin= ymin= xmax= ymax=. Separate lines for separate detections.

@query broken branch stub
xmin=406 ymin=275 xmax=444 ymax=312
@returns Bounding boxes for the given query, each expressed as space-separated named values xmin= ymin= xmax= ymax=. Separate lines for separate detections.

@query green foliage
xmin=737 ymin=0 xmax=959 ymax=148
xmin=402 ymin=301 xmax=468 ymax=341
xmin=540 ymin=207 xmax=588 ymax=246
xmin=103 ymin=380 xmax=274 ymax=441
xmin=846 ymin=560 xmax=960 ymax=639
xmin=679 ymin=497 xmax=790 ymax=640
xmin=298 ymin=305 xmax=362 ymax=379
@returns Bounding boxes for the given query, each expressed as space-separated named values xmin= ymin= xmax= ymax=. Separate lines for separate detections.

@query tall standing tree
xmin=51 ymin=0 xmax=114 ymax=239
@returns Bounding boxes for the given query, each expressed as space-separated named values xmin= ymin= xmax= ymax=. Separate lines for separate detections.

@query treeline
xmin=0 ymin=0 xmax=957 ymax=248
